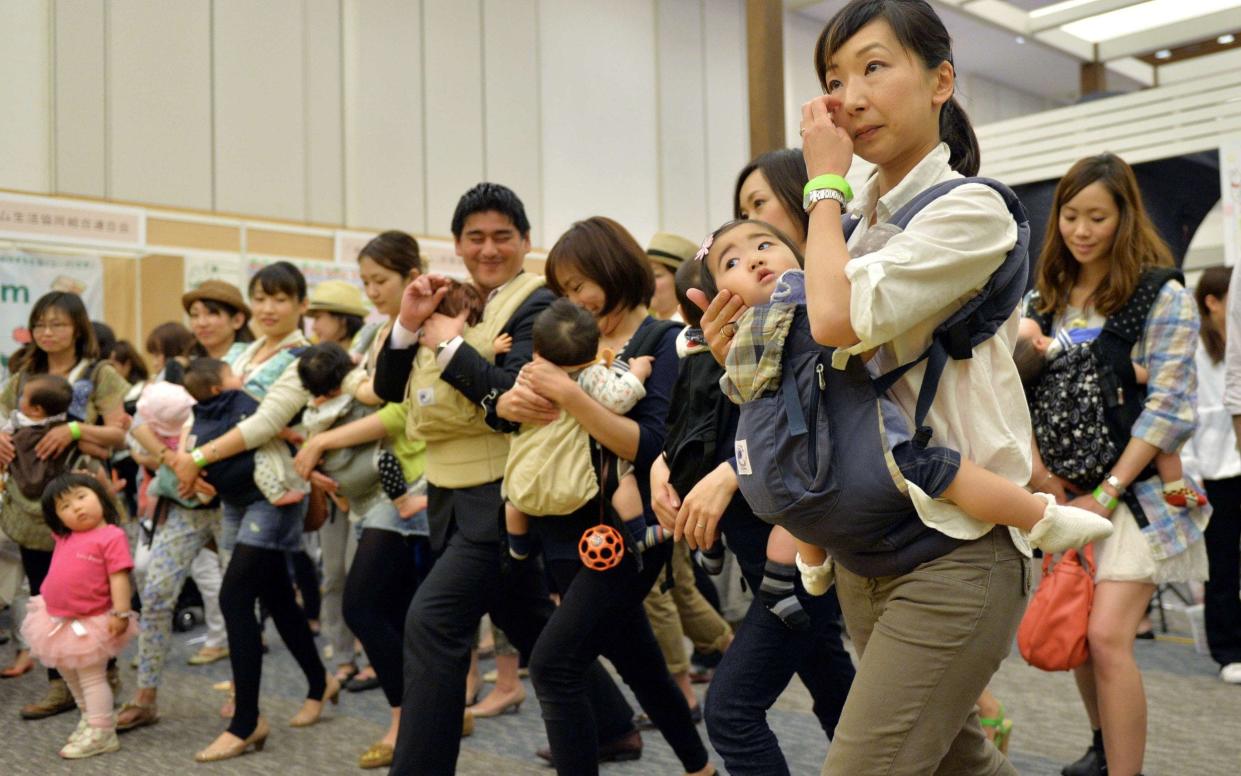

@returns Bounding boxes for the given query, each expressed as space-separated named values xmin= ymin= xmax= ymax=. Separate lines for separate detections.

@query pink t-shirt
xmin=40 ymin=524 xmax=133 ymax=618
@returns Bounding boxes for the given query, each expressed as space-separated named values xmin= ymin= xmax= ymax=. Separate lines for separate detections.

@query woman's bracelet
xmin=191 ymin=448 xmax=209 ymax=468
xmin=1091 ymin=486 xmax=1119 ymax=512
xmin=1029 ymin=470 xmax=1054 ymax=490
xmin=67 ymin=421 xmax=81 ymax=441
xmin=109 ymin=609 xmax=135 ymax=619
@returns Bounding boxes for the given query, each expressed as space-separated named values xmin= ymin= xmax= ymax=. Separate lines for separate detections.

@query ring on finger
xmin=721 ymin=322 xmax=738 ymax=338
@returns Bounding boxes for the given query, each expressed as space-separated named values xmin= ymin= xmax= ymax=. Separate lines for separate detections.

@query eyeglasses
xmin=31 ymin=321 xmax=72 ymax=333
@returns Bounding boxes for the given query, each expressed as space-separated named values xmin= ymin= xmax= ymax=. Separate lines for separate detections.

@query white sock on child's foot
xmin=795 ymin=553 xmax=834 ymax=596
xmin=1026 ymin=492 xmax=1114 ymax=554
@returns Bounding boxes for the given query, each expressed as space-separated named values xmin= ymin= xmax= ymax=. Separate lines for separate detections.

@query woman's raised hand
xmin=0 ymin=432 xmax=14 ymax=467
xmin=34 ymin=424 xmax=73 ymax=461
xmin=687 ymin=288 xmax=747 ymax=366
xmin=518 ymin=357 xmax=579 ymax=406
xmin=496 ymin=381 xmax=560 ymax=427
xmin=674 ymin=462 xmax=739 ymax=551
xmin=293 ymin=438 xmax=325 ymax=480
xmin=800 ymin=95 xmax=853 ymax=179
xmin=398 ymin=274 xmax=454 ymax=334
xmin=648 ymin=454 xmax=681 ymax=533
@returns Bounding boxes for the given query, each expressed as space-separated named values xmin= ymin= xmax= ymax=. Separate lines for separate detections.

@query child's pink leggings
xmin=60 ymin=660 xmax=113 ymax=729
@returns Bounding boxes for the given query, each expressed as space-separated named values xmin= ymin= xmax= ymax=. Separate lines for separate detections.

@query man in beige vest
xmin=373 ymin=184 xmax=640 ymax=774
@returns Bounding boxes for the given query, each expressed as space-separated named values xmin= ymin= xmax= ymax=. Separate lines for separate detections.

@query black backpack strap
xmin=1102 ymin=267 xmax=1183 ymax=344
xmin=621 ymin=319 xmax=683 ymax=361
xmin=870 ymin=178 xmax=1029 ymax=449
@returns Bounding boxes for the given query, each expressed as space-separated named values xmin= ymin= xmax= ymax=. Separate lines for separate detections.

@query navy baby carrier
xmin=190 ymin=390 xmax=265 ymax=508
xmin=734 ymin=178 xmax=1030 ymax=578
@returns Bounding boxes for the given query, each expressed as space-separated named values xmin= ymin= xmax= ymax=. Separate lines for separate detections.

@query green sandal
xmin=980 ymin=704 xmax=1013 ymax=755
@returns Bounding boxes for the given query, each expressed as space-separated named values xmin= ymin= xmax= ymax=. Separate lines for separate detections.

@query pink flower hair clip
xmin=693 ymin=233 xmax=714 ymax=262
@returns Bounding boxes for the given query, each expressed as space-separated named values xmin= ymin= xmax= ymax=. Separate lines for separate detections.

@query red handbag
xmin=1017 ymin=545 xmax=1096 ymax=671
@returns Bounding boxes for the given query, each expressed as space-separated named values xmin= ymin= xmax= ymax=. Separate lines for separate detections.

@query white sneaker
xmin=59 ymin=726 xmax=119 ymax=759
xmin=1026 ymin=493 xmax=1114 ymax=554
xmin=1220 ymin=663 xmax=1241 ymax=684
xmin=67 ymin=716 xmax=89 ymax=746
xmin=795 ymin=553 xmax=834 ymax=596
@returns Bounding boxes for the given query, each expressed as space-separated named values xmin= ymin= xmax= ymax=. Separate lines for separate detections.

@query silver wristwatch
xmin=1104 ymin=473 xmax=1125 ymax=494
xmin=804 ymin=187 xmax=847 ymax=214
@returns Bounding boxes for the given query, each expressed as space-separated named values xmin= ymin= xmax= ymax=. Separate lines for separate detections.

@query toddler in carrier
xmin=296 ymin=341 xmax=424 ymax=517
xmin=697 ymin=219 xmax=1113 ymax=625
xmin=134 ymin=380 xmax=207 ymax=507
xmin=1 ymin=374 xmax=77 ymax=499
xmin=181 ymin=358 xmax=306 ymax=507
xmin=1018 ymin=316 xmax=1206 ymax=508
xmin=503 ymin=298 xmax=664 ymax=560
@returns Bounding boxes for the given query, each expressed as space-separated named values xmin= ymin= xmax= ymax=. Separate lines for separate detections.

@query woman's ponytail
xmin=940 ymin=96 xmax=980 ymax=177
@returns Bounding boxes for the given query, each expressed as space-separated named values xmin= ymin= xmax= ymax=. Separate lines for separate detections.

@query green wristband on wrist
xmin=67 ymin=421 xmax=81 ymax=441
xmin=1092 ymin=486 xmax=1119 ymax=512
xmin=804 ymin=174 xmax=854 ymax=203
xmin=191 ymin=448 xmax=208 ymax=469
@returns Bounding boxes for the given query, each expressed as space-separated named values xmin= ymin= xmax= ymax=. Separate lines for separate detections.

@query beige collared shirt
xmin=834 ymin=143 xmax=1031 ymax=553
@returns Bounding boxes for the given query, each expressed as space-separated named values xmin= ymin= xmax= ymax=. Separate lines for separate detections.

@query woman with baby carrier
xmin=0 ymin=292 xmax=130 ymax=720
xmin=1024 ymin=153 xmax=1208 ymax=776
xmin=693 ymin=1 xmax=1037 ymax=772
xmin=498 ymin=216 xmax=714 ymax=776
xmin=162 ymin=262 xmax=334 ymax=762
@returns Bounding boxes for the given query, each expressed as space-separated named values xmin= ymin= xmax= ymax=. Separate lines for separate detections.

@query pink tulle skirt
xmin=20 ymin=596 xmax=136 ymax=670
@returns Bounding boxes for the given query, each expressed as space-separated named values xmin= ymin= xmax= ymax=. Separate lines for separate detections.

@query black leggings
xmin=343 ymin=528 xmax=427 ymax=707
xmin=288 ymin=550 xmax=321 ymax=621
xmin=530 ymin=541 xmax=709 ymax=775
xmin=220 ymin=543 xmax=326 ymax=738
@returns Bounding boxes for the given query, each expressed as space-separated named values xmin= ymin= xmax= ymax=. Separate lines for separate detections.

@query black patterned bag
xmin=1027 ymin=267 xmax=1183 ymax=493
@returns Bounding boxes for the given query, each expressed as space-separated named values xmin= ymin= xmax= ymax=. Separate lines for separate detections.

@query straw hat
xmin=646 ymin=232 xmax=699 ymax=270
xmin=308 ymin=280 xmax=369 ymax=318
xmin=181 ymin=280 xmax=251 ymax=317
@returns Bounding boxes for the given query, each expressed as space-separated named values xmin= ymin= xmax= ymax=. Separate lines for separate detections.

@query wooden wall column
xmin=747 ymin=0 xmax=786 ymax=157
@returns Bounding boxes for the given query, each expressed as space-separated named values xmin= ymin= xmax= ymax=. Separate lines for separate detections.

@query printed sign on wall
xmin=0 ymin=251 xmax=104 ymax=373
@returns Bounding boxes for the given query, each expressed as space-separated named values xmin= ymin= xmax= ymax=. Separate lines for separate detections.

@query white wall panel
xmin=702 ymin=0 xmax=748 ymax=228
xmin=213 ymin=0 xmax=306 ymax=220
xmin=342 ymin=0 xmax=425 ymax=233
xmin=423 ymin=0 xmax=484 ymax=236
xmin=482 ymin=0 xmax=542 ymax=246
xmin=784 ymin=12 xmax=823 ymax=150
xmin=54 ymin=0 xmax=105 ymax=197
xmin=0 ymin=0 xmax=52 ymax=193
xmin=539 ymin=0 xmax=659 ymax=245
xmin=108 ymin=0 xmax=212 ymax=210
xmin=655 ymin=0 xmax=708 ymax=241
xmin=304 ymin=0 xmax=344 ymax=224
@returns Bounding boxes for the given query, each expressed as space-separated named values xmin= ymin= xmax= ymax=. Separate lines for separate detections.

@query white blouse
xmin=1183 ymin=342 xmax=1241 ymax=482
xmin=833 ymin=143 xmax=1031 ymax=553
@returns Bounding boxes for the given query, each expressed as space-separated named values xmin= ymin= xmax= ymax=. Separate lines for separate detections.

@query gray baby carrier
xmin=734 ymin=178 xmax=1030 ymax=577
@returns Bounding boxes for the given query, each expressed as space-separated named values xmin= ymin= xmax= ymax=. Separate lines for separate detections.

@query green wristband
xmin=804 ymin=174 xmax=854 ymax=203
xmin=67 ymin=421 xmax=81 ymax=441
xmin=1091 ymin=486 xmax=1119 ymax=512
xmin=191 ymin=448 xmax=209 ymax=469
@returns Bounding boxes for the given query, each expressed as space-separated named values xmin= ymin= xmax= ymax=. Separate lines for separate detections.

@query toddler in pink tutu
xmin=21 ymin=472 xmax=137 ymax=759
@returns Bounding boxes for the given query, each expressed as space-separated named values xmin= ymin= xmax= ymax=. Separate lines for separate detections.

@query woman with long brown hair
xmin=1025 ymin=153 xmax=1208 ymax=776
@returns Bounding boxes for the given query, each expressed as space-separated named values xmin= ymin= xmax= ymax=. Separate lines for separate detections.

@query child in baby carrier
xmin=181 ymin=358 xmax=305 ymax=508
xmin=696 ymin=218 xmax=1114 ymax=629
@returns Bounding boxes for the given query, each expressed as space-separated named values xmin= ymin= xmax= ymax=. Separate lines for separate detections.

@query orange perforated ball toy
xmin=579 ymin=524 xmax=625 ymax=571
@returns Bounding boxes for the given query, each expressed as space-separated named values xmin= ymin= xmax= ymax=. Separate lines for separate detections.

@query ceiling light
xmin=1154 ymin=49 xmax=1173 ymax=59
xmin=1220 ymin=34 xmax=1237 ymax=44
xmin=1061 ymin=0 xmax=1241 ymax=43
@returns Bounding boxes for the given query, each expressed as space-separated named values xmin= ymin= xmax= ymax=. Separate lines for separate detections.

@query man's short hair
xmin=451 ymin=183 xmax=531 ymax=239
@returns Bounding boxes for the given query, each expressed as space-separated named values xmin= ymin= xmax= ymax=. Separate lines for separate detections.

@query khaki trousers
xmin=824 ymin=528 xmax=1029 ymax=776
xmin=644 ymin=540 xmax=733 ymax=673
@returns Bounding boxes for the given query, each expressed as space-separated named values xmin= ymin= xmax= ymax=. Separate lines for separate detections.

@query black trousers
xmin=1204 ymin=476 xmax=1241 ymax=668
xmin=389 ymin=529 xmax=634 ymax=775
xmin=19 ymin=546 xmax=59 ymax=682
xmin=704 ymin=506 xmax=856 ymax=775
xmin=343 ymin=528 xmax=427 ymax=707
xmin=532 ymin=540 xmax=710 ymax=775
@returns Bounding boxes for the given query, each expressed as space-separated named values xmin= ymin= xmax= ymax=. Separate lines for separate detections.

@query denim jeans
xmin=704 ymin=507 xmax=856 ymax=775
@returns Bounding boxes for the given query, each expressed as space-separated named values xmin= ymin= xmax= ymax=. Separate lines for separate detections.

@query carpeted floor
xmin=0 ymin=606 xmax=1237 ymax=775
